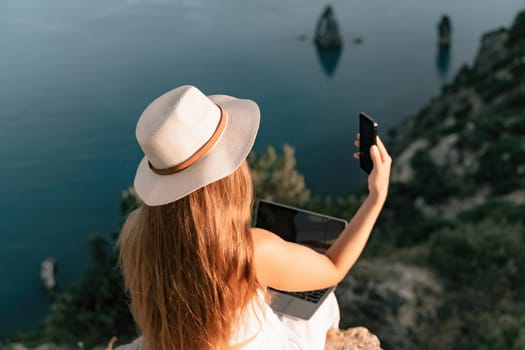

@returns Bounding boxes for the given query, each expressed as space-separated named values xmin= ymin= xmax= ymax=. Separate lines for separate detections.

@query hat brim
xmin=134 ymin=94 xmax=260 ymax=206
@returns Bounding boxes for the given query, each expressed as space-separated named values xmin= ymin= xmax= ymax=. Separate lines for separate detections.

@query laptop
xmin=253 ymin=199 xmax=348 ymax=320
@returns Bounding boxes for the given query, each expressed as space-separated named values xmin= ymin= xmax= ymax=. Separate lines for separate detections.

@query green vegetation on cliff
xmin=376 ymin=8 xmax=525 ymax=350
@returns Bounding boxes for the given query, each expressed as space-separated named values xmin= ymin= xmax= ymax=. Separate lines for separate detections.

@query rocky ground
xmin=325 ymin=327 xmax=382 ymax=350
xmin=336 ymin=258 xmax=443 ymax=350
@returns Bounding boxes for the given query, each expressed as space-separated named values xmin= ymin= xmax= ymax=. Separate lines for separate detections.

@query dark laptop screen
xmin=254 ymin=200 xmax=347 ymax=248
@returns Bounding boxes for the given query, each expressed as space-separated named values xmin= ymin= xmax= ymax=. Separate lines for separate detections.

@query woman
xmin=117 ymin=85 xmax=391 ymax=350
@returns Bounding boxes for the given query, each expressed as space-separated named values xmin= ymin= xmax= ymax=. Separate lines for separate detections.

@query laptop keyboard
xmin=278 ymin=288 xmax=330 ymax=304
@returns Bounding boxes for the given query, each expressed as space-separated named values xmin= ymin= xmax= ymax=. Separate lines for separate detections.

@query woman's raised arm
xmin=253 ymin=136 xmax=391 ymax=291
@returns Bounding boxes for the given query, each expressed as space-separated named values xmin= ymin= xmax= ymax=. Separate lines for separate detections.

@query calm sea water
xmin=1 ymin=0 xmax=524 ymax=338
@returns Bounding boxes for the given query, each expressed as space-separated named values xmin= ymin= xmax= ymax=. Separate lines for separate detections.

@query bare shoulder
xmin=250 ymin=227 xmax=285 ymax=285
xmin=252 ymin=227 xmax=281 ymax=244
xmin=251 ymin=227 xmax=283 ymax=257
xmin=250 ymin=226 xmax=340 ymax=290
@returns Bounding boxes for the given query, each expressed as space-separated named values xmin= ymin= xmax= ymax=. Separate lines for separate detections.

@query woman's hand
xmin=353 ymin=133 xmax=392 ymax=203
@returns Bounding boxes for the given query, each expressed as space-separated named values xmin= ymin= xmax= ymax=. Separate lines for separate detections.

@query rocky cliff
xmin=340 ymin=9 xmax=525 ymax=350
xmin=389 ymin=16 xmax=525 ymax=217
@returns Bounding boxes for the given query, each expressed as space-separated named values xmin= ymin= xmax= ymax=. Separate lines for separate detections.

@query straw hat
xmin=133 ymin=85 xmax=260 ymax=206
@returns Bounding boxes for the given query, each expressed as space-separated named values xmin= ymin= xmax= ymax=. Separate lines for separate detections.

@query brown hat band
xmin=148 ymin=106 xmax=227 ymax=176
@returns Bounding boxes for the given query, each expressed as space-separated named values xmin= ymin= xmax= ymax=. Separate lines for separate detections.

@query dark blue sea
xmin=1 ymin=0 xmax=524 ymax=338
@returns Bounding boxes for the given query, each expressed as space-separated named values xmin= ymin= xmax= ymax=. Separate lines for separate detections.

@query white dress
xmin=115 ymin=289 xmax=340 ymax=350
xmin=230 ymin=289 xmax=340 ymax=350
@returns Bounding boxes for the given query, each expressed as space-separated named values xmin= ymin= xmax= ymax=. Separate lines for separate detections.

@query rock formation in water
xmin=314 ymin=5 xmax=343 ymax=77
xmin=40 ymin=257 xmax=57 ymax=291
xmin=314 ymin=5 xmax=343 ymax=49
xmin=438 ymin=15 xmax=452 ymax=47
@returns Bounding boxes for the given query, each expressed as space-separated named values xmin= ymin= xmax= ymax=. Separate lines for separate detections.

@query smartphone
xmin=359 ymin=112 xmax=378 ymax=174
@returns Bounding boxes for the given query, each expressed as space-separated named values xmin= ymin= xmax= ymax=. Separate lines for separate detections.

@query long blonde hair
xmin=118 ymin=162 xmax=259 ymax=349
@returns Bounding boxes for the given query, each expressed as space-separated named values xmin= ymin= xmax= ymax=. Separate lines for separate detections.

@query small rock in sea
xmin=438 ymin=14 xmax=452 ymax=47
xmin=40 ymin=257 xmax=57 ymax=291
xmin=297 ymin=34 xmax=308 ymax=41
xmin=353 ymin=37 xmax=363 ymax=44
xmin=314 ymin=5 xmax=343 ymax=49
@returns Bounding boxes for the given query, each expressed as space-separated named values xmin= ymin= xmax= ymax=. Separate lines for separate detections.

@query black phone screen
xmin=359 ymin=112 xmax=378 ymax=174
